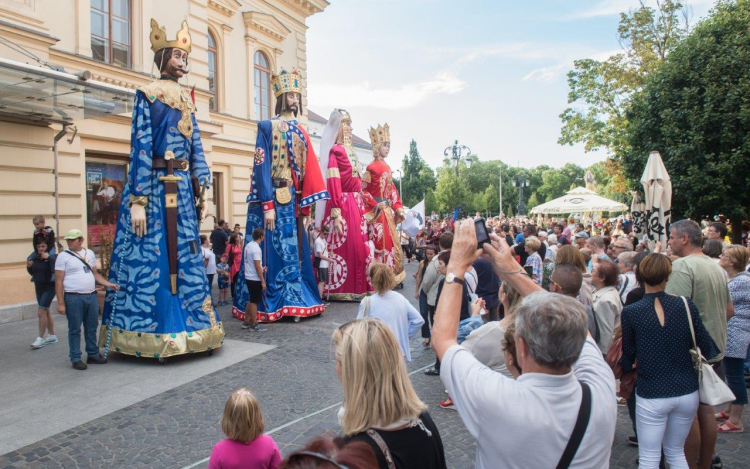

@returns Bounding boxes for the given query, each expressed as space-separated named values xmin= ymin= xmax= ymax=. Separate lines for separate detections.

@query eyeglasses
xmin=550 ymin=279 xmax=563 ymax=291
xmin=288 ymin=451 xmax=350 ymax=469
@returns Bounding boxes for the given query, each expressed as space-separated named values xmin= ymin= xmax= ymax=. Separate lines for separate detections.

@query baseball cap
xmin=64 ymin=228 xmax=84 ymax=240
xmin=574 ymin=232 xmax=590 ymax=240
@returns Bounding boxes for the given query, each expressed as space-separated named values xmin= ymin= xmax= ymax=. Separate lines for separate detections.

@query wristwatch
xmin=445 ymin=272 xmax=465 ymax=286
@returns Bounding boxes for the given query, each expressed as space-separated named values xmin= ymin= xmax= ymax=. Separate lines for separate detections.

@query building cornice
xmin=279 ymin=0 xmax=329 ymax=17
xmin=242 ymin=11 xmax=291 ymax=43
xmin=207 ymin=0 xmax=242 ymax=18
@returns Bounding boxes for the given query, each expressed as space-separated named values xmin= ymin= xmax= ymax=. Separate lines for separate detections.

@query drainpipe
xmin=53 ymin=125 xmax=69 ymax=250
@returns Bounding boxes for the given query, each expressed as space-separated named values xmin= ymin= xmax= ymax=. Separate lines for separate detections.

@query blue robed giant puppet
xmin=232 ymin=70 xmax=329 ymax=323
xmin=99 ymin=19 xmax=224 ymax=359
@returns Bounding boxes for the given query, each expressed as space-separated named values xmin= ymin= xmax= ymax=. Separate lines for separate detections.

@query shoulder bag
xmin=365 ymin=429 xmax=396 ymax=469
xmin=556 ymin=382 xmax=592 ymax=469
xmin=681 ymin=296 xmax=735 ymax=406
xmin=65 ymin=249 xmax=95 ymax=276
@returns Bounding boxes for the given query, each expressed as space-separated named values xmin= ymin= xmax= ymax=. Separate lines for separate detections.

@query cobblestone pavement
xmin=1 ymin=261 xmax=748 ymax=469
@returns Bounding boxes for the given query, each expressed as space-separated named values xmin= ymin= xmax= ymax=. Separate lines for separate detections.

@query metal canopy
xmin=0 ymin=57 xmax=133 ymax=125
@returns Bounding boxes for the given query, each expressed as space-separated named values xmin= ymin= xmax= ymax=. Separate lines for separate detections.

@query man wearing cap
xmin=574 ymin=231 xmax=589 ymax=249
xmin=55 ymin=230 xmax=119 ymax=370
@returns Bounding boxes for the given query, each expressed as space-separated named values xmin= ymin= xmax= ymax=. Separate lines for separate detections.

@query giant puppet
xmin=232 ymin=69 xmax=329 ymax=322
xmin=100 ymin=20 xmax=224 ymax=361
xmin=317 ymin=109 xmax=373 ymax=300
xmin=362 ymin=124 xmax=406 ymax=284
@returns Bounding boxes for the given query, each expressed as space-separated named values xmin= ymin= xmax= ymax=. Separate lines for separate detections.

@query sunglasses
xmin=288 ymin=451 xmax=350 ymax=469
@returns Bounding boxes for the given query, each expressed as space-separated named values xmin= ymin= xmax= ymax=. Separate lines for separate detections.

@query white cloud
xmin=308 ymin=70 xmax=465 ymax=111
xmin=570 ymin=0 xmax=716 ymax=19
xmin=522 ymin=64 xmax=569 ymax=83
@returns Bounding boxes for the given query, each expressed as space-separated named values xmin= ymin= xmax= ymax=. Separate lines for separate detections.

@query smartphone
xmin=475 ymin=217 xmax=490 ymax=249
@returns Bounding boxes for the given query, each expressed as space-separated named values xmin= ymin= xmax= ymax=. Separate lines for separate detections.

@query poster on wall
xmin=85 ymin=161 xmax=126 ymax=253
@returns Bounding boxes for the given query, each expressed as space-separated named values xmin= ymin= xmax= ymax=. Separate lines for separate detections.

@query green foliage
xmin=537 ymin=163 xmax=585 ymax=202
xmin=624 ymin=0 xmax=750 ymax=240
xmin=527 ymin=192 xmax=541 ymax=210
xmin=399 ymin=140 xmax=436 ymax=208
xmin=559 ymin=0 xmax=688 ymax=156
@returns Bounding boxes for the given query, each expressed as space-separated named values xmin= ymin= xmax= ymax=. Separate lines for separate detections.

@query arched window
xmin=254 ymin=51 xmax=272 ymax=121
xmin=207 ymin=31 xmax=218 ymax=112
xmin=91 ymin=0 xmax=131 ymax=67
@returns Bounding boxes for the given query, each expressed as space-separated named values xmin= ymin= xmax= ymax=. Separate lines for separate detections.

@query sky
xmin=305 ymin=0 xmax=716 ymax=172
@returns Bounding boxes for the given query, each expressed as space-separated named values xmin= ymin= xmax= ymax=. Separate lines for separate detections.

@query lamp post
xmin=512 ymin=174 xmax=529 ymax=217
xmin=394 ymin=169 xmax=403 ymax=201
xmin=498 ymin=165 xmax=503 ymax=218
xmin=443 ymin=140 xmax=472 ymax=177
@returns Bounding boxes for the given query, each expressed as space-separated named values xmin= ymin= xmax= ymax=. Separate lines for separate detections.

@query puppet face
xmin=378 ymin=141 xmax=390 ymax=159
xmin=285 ymin=92 xmax=300 ymax=114
xmin=163 ymin=49 xmax=189 ymax=78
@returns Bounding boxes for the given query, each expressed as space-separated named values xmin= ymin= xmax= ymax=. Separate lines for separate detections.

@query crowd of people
xmin=25 ymin=209 xmax=750 ymax=468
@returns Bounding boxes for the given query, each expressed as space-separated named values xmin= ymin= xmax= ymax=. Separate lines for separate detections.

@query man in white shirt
xmin=200 ymin=235 xmax=217 ymax=299
xmin=616 ymin=251 xmax=637 ymax=304
xmin=241 ymin=228 xmax=267 ymax=332
xmin=55 ymin=229 xmax=119 ymax=370
xmin=314 ymin=225 xmax=332 ymax=299
xmin=432 ymin=220 xmax=616 ymax=469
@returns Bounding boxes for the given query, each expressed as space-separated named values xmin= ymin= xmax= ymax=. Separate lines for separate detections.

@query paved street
xmin=1 ymin=260 xmax=748 ymax=469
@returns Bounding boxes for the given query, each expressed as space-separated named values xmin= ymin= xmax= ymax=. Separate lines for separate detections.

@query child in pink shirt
xmin=208 ymin=388 xmax=282 ymax=469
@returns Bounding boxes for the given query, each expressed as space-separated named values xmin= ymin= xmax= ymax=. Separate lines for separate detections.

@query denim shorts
xmin=35 ymin=286 xmax=55 ymax=309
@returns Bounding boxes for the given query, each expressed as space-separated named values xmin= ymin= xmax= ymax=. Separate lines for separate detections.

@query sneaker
xmin=424 ymin=367 xmax=440 ymax=376
xmin=72 ymin=361 xmax=87 ymax=370
xmin=44 ymin=335 xmax=58 ymax=345
xmin=248 ymin=325 xmax=267 ymax=332
xmin=30 ymin=337 xmax=45 ymax=349
xmin=241 ymin=323 xmax=252 ymax=329
xmin=87 ymin=354 xmax=108 ymax=364
xmin=439 ymin=397 xmax=455 ymax=409
xmin=712 ymin=455 xmax=723 ymax=469
xmin=627 ymin=436 xmax=638 ymax=446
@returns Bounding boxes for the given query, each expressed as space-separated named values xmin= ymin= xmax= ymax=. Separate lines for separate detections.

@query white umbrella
xmin=640 ymin=151 xmax=672 ymax=251
xmin=529 ymin=187 xmax=628 ymax=215
xmin=630 ymin=191 xmax=646 ymax=238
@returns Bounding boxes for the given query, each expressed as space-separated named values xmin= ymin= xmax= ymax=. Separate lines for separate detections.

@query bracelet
xmin=129 ymin=195 xmax=148 ymax=207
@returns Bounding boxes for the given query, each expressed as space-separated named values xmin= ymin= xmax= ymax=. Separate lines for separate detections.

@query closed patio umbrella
xmin=640 ymin=151 xmax=672 ymax=251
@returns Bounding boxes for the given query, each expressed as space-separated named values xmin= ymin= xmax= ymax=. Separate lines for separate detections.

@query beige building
xmin=0 ymin=0 xmax=328 ymax=320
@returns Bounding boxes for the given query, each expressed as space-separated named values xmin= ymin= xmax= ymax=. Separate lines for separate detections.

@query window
xmin=207 ymin=32 xmax=218 ymax=112
xmin=254 ymin=51 xmax=272 ymax=121
xmin=91 ymin=0 xmax=131 ymax=67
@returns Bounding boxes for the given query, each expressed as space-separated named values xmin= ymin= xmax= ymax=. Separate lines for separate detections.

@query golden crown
xmin=369 ymin=123 xmax=390 ymax=145
xmin=149 ymin=19 xmax=192 ymax=54
xmin=271 ymin=69 xmax=301 ymax=98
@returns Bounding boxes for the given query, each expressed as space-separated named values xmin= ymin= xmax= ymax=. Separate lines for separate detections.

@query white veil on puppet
xmin=315 ymin=109 xmax=345 ymax=228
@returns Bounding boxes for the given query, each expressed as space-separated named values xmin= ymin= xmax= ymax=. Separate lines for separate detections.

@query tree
xmin=527 ymin=192 xmax=541 ymax=211
xmin=624 ymin=0 xmax=750 ymax=243
xmin=434 ymin=167 xmax=469 ymax=214
xmin=399 ymin=140 xmax=436 ymax=208
xmin=559 ymin=0 xmax=689 ymax=156
xmin=537 ymin=164 xmax=584 ymax=202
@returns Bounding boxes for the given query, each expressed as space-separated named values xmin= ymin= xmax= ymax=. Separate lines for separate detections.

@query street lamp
xmin=394 ymin=169 xmax=403 ymax=199
xmin=512 ymin=174 xmax=529 ymax=217
xmin=443 ymin=140 xmax=472 ymax=177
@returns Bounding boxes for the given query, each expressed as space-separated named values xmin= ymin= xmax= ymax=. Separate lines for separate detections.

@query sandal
xmin=422 ymin=339 xmax=431 ymax=347
xmin=717 ymin=421 xmax=744 ymax=433
xmin=714 ymin=410 xmax=730 ymax=421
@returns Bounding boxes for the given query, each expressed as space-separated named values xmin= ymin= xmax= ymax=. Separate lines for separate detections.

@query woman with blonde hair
xmin=716 ymin=245 xmax=750 ymax=432
xmin=357 ymin=263 xmax=424 ymax=363
xmin=208 ymin=388 xmax=282 ymax=469
xmin=334 ymin=319 xmax=446 ymax=469
xmin=556 ymin=245 xmax=593 ymax=307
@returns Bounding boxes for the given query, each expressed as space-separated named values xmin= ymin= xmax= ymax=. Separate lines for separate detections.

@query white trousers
xmin=635 ymin=391 xmax=699 ymax=469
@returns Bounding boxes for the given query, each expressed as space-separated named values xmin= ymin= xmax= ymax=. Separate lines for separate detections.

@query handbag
xmin=556 ymin=382 xmax=592 ymax=469
xmin=681 ymin=296 xmax=735 ymax=406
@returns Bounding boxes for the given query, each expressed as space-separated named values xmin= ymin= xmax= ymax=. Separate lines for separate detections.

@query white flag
xmin=402 ymin=199 xmax=425 ymax=237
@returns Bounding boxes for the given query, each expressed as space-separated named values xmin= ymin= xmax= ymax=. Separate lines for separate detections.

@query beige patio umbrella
xmin=630 ymin=191 xmax=646 ymax=238
xmin=640 ymin=151 xmax=672 ymax=251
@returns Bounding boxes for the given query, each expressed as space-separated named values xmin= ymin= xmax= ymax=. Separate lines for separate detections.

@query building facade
xmin=0 ymin=0 xmax=328 ymax=317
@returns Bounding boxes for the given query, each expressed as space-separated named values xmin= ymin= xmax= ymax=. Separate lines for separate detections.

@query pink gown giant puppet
xmin=315 ymin=109 xmax=373 ymax=301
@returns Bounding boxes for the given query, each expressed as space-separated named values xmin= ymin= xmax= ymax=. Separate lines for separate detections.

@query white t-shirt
xmin=314 ymin=236 xmax=329 ymax=269
xmin=55 ymin=249 xmax=97 ymax=293
xmin=243 ymin=241 xmax=262 ymax=281
xmin=202 ymin=247 xmax=217 ymax=275
xmin=441 ymin=337 xmax=617 ymax=469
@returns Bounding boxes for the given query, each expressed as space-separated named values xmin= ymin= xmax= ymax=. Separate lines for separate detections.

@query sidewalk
xmin=0 ymin=316 xmax=274 ymax=456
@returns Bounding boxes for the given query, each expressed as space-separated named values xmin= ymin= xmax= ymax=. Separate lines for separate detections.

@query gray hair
xmin=588 ymin=236 xmax=604 ymax=249
xmin=670 ymin=219 xmax=702 ymax=248
xmin=618 ymin=239 xmax=634 ymax=251
xmin=617 ymin=251 xmax=637 ymax=267
xmin=514 ymin=292 xmax=588 ymax=371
